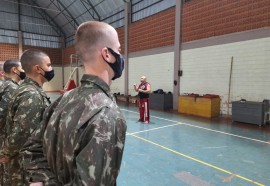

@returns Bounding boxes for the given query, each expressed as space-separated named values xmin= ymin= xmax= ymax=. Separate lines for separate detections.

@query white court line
xmin=128 ymin=123 xmax=180 ymax=134
xmin=121 ymin=109 xmax=270 ymax=145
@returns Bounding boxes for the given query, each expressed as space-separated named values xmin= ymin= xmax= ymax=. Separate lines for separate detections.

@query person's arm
xmin=2 ymin=92 xmax=45 ymax=157
xmin=21 ymin=96 xmax=62 ymax=185
xmin=0 ymin=92 xmax=8 ymax=131
xmin=22 ymin=124 xmax=57 ymax=185
xmin=74 ymin=107 xmax=127 ymax=185
xmin=0 ymin=85 xmax=15 ymax=133
xmin=0 ymin=99 xmax=8 ymax=142
xmin=133 ymin=83 xmax=139 ymax=92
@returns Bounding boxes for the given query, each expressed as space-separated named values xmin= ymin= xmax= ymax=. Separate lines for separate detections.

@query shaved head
xmin=141 ymin=76 xmax=147 ymax=82
xmin=75 ymin=21 xmax=119 ymax=62
xmin=20 ymin=49 xmax=49 ymax=74
xmin=3 ymin=59 xmax=20 ymax=74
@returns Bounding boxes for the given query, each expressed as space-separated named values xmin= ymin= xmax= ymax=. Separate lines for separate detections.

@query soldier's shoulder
xmin=7 ymin=81 xmax=19 ymax=90
xmin=94 ymin=94 xmax=124 ymax=120
xmin=0 ymin=80 xmax=9 ymax=89
xmin=14 ymin=85 xmax=41 ymax=100
xmin=18 ymin=83 xmax=39 ymax=93
xmin=89 ymin=92 xmax=115 ymax=107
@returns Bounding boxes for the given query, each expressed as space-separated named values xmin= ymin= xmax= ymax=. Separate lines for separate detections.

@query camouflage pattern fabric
xmin=0 ymin=77 xmax=50 ymax=186
xmin=0 ymin=166 xmax=3 ymax=186
xmin=0 ymin=78 xmax=19 ymax=186
xmin=0 ymin=78 xmax=19 ymax=141
xmin=0 ymin=79 xmax=2 ymax=186
xmin=22 ymin=74 xmax=127 ymax=186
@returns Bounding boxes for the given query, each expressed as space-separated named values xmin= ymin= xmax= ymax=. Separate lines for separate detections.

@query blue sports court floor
xmin=117 ymin=104 xmax=270 ymax=186
xmin=48 ymin=93 xmax=270 ymax=186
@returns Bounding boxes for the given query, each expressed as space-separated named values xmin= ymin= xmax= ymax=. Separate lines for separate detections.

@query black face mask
xmin=15 ymin=70 xmax=26 ymax=80
xmin=40 ymin=67 xmax=55 ymax=82
xmin=105 ymin=48 xmax=125 ymax=80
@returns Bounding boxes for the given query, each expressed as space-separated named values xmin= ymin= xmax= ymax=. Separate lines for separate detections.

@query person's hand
xmin=0 ymin=156 xmax=10 ymax=163
xmin=30 ymin=182 xmax=44 ymax=186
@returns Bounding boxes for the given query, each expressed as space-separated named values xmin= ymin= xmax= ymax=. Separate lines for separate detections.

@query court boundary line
xmin=129 ymin=123 xmax=180 ymax=134
xmin=127 ymin=132 xmax=265 ymax=186
xmin=122 ymin=109 xmax=270 ymax=145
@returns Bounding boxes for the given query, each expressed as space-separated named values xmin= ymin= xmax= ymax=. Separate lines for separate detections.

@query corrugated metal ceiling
xmin=32 ymin=0 xmax=126 ymax=37
xmin=0 ymin=0 xmax=126 ymax=37
xmin=0 ymin=0 xmax=177 ymax=48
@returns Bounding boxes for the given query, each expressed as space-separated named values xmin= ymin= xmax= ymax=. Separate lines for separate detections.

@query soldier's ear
xmin=101 ymin=47 xmax=113 ymax=63
xmin=11 ymin=66 xmax=17 ymax=74
xmin=34 ymin=65 xmax=41 ymax=74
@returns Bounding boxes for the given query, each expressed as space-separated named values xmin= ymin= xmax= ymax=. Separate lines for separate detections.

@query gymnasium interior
xmin=0 ymin=0 xmax=270 ymax=185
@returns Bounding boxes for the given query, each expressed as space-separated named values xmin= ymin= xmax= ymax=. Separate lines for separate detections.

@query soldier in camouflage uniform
xmin=0 ymin=67 xmax=4 ymax=186
xmin=22 ymin=21 xmax=127 ymax=186
xmin=0 ymin=49 xmax=54 ymax=186
xmin=0 ymin=60 xmax=25 ymax=138
xmin=0 ymin=60 xmax=25 ymax=186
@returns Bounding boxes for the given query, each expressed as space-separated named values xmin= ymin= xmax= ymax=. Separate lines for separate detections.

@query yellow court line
xmin=127 ymin=132 xmax=265 ymax=186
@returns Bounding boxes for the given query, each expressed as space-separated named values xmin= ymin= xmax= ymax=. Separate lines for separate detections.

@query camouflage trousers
xmin=1 ymin=155 xmax=26 ymax=186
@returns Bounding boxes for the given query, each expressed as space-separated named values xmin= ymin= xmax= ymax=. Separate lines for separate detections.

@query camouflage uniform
xmin=22 ymin=74 xmax=127 ymax=186
xmin=0 ymin=77 xmax=50 ymax=186
xmin=0 ymin=78 xmax=19 ymax=186
xmin=0 ymin=79 xmax=3 ymax=186
xmin=0 ymin=78 xmax=20 ymax=140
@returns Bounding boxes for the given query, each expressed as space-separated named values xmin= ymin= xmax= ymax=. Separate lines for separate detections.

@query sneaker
xmin=145 ymin=121 xmax=149 ymax=124
xmin=137 ymin=119 xmax=144 ymax=122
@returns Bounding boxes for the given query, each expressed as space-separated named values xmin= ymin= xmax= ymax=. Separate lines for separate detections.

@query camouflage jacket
xmin=0 ymin=78 xmax=19 ymax=140
xmin=22 ymin=74 xmax=127 ymax=186
xmin=0 ymin=77 xmax=50 ymax=157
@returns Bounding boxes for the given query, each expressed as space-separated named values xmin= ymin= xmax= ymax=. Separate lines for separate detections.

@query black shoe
xmin=137 ymin=119 xmax=144 ymax=122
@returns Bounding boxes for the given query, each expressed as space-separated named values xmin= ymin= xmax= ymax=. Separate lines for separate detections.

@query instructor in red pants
xmin=134 ymin=76 xmax=151 ymax=124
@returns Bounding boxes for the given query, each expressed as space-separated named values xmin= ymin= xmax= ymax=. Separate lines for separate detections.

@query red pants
xmin=138 ymin=98 xmax=150 ymax=122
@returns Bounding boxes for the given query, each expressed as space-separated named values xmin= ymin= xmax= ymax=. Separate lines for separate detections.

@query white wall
xmin=128 ymin=52 xmax=174 ymax=96
xmin=122 ymin=37 xmax=270 ymax=115
xmin=44 ymin=36 xmax=270 ymax=116
xmin=181 ymin=37 xmax=270 ymax=114
xmin=111 ymin=72 xmax=125 ymax=94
